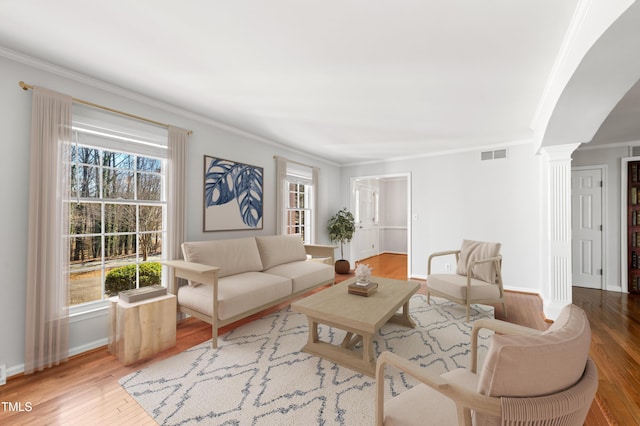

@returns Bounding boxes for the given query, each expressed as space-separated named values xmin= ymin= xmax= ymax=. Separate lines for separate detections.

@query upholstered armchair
xmin=427 ymin=240 xmax=506 ymax=321
xmin=375 ymin=304 xmax=598 ymax=426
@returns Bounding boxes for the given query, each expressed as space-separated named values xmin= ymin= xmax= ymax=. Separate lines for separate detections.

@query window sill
xmin=69 ymin=300 xmax=109 ymax=322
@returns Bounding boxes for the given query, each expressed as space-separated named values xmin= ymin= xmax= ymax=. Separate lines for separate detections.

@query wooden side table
xmin=108 ymin=293 xmax=176 ymax=365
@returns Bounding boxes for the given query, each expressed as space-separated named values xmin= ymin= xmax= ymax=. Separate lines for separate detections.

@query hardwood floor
xmin=572 ymin=287 xmax=640 ymax=425
xmin=0 ymin=253 xmax=635 ymax=425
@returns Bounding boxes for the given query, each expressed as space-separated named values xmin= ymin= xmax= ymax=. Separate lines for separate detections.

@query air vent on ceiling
xmin=481 ymin=148 xmax=508 ymax=161
xmin=631 ymin=146 xmax=640 ymax=157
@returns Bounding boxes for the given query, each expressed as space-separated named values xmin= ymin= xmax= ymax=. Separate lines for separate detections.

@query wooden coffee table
xmin=291 ymin=276 xmax=420 ymax=377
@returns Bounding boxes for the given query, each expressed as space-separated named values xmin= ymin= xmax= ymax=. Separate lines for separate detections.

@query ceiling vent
xmin=630 ymin=146 xmax=640 ymax=157
xmin=481 ymin=148 xmax=508 ymax=161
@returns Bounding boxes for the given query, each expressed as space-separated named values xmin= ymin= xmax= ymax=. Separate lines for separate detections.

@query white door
xmin=571 ymin=168 xmax=603 ymax=289
xmin=352 ymin=181 xmax=379 ymax=262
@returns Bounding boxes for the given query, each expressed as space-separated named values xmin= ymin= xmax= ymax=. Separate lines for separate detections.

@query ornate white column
xmin=541 ymin=143 xmax=580 ymax=320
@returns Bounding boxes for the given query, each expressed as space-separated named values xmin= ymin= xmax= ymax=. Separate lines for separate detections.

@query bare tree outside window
xmin=68 ymin=145 xmax=165 ymax=305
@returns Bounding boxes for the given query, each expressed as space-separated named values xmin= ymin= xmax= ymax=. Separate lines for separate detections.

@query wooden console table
xmin=108 ymin=294 xmax=176 ymax=365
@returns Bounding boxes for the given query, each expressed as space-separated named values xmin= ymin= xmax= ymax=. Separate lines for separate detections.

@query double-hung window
xmin=67 ymin=107 xmax=168 ymax=309
xmin=277 ymin=158 xmax=318 ymax=244
xmin=285 ymin=181 xmax=312 ymax=242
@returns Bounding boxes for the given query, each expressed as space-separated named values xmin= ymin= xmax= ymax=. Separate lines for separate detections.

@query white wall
xmin=572 ymin=143 xmax=632 ymax=291
xmin=379 ymin=178 xmax=408 ymax=254
xmin=342 ymin=143 xmax=544 ymax=293
xmin=0 ymin=53 xmax=342 ymax=376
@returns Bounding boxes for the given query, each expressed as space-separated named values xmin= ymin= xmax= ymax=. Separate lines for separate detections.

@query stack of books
xmin=119 ymin=285 xmax=167 ymax=303
xmin=348 ymin=281 xmax=378 ymax=297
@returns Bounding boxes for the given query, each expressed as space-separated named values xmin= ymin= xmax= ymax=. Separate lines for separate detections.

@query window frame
xmin=68 ymin=112 xmax=168 ymax=315
xmin=276 ymin=158 xmax=318 ymax=244
xmin=284 ymin=181 xmax=313 ymax=243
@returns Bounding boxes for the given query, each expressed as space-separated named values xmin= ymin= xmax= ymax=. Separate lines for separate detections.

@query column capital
xmin=540 ymin=143 xmax=581 ymax=161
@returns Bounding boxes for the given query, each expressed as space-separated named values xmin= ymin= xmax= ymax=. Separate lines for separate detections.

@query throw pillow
xmin=455 ymin=239 xmax=501 ymax=283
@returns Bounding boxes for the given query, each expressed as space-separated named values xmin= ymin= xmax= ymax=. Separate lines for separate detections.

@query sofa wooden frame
xmin=163 ymin=244 xmax=335 ymax=348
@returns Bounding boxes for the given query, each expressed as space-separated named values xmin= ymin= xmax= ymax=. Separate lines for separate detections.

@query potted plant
xmin=328 ymin=208 xmax=356 ymax=274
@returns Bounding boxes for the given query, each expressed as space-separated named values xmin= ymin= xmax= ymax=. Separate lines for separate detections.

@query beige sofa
xmin=163 ymin=235 xmax=335 ymax=348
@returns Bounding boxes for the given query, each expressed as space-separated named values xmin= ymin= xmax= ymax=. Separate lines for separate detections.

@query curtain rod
xmin=19 ymin=81 xmax=192 ymax=135
xmin=273 ymin=155 xmax=317 ymax=170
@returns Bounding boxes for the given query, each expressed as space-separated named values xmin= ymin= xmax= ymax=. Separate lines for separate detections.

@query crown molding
xmin=0 ymin=46 xmax=341 ymax=167
xmin=343 ymin=137 xmax=535 ymax=167
xmin=577 ymin=139 xmax=640 ymax=151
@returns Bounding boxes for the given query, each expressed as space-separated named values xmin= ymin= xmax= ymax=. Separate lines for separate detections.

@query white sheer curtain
xmin=166 ymin=126 xmax=188 ymax=262
xmin=311 ymin=165 xmax=319 ymax=242
xmin=275 ymin=156 xmax=288 ymax=235
xmin=24 ymin=87 xmax=72 ymax=374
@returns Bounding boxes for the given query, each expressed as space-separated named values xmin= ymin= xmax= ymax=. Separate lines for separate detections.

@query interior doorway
xmin=350 ymin=173 xmax=411 ymax=278
xmin=571 ymin=166 xmax=605 ymax=289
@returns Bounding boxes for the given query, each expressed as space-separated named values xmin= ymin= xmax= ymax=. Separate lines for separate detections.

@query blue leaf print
xmin=204 ymin=157 xmax=264 ymax=229
xmin=233 ymin=166 xmax=263 ymax=227
xmin=205 ymin=159 xmax=236 ymax=207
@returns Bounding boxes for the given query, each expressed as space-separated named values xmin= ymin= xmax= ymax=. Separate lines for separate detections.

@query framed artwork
xmin=203 ymin=155 xmax=264 ymax=231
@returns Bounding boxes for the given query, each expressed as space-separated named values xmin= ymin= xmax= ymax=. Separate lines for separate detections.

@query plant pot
xmin=334 ymin=259 xmax=351 ymax=274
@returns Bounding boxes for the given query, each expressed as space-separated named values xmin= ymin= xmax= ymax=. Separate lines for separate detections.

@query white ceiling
xmin=590 ymin=77 xmax=640 ymax=147
xmin=1 ymin=0 xmax=637 ymax=164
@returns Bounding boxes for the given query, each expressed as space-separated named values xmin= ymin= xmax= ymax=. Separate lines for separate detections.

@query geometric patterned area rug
xmin=120 ymin=295 xmax=494 ymax=425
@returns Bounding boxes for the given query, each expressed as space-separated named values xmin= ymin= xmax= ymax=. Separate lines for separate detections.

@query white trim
xmin=5 ymin=337 xmax=109 ymax=380
xmin=408 ymin=275 xmax=541 ymax=296
xmin=543 ymin=143 xmax=582 ymax=161
xmin=1 ymin=46 xmax=544 ymax=169
xmin=350 ymin=172 xmax=412 ymax=278
xmin=69 ymin=302 xmax=108 ymax=321
xmin=6 ymin=364 xmax=25 ymax=379
xmin=577 ymin=140 xmax=640 ymax=151
xmin=542 ymin=144 xmax=580 ymax=320
xmin=531 ymin=0 xmax=593 ymax=131
xmin=0 ymin=46 xmax=342 ymax=168
xmin=502 ymin=285 xmax=542 ymax=295
xmin=69 ymin=338 xmax=109 ymax=357
xmin=342 ymin=138 xmax=533 ymax=167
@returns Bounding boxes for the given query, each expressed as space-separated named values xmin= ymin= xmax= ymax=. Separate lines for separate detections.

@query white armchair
xmin=427 ymin=240 xmax=506 ymax=321
xmin=376 ymin=304 xmax=598 ymax=426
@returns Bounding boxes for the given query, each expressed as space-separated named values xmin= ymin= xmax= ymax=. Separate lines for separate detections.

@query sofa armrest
xmin=304 ymin=244 xmax=337 ymax=265
xmin=162 ymin=260 xmax=219 ymax=294
xmin=427 ymin=250 xmax=461 ymax=274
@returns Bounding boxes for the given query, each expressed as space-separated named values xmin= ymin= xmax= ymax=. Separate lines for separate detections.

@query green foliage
xmin=327 ymin=208 xmax=356 ymax=259
xmin=104 ymin=262 xmax=161 ymax=296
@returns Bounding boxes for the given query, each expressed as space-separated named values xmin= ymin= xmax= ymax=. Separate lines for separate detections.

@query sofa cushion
xmin=182 ymin=237 xmax=263 ymax=280
xmin=177 ymin=272 xmax=292 ymax=321
xmin=428 ymin=274 xmax=501 ymax=300
xmin=383 ymin=368 xmax=474 ymax=426
xmin=478 ymin=304 xmax=591 ymax=398
xmin=255 ymin=235 xmax=307 ymax=270
xmin=384 ymin=383 xmax=457 ymax=426
xmin=264 ymin=260 xmax=334 ymax=293
xmin=456 ymin=240 xmax=501 ymax=283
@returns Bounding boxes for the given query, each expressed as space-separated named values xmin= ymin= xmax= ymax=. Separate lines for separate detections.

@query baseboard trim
xmin=5 ymin=338 xmax=108 ymax=381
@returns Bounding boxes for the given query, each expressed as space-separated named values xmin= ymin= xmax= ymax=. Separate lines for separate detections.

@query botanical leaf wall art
xmin=204 ymin=155 xmax=263 ymax=231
